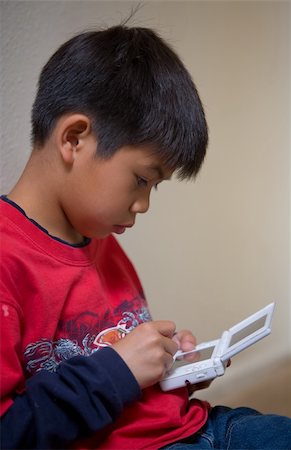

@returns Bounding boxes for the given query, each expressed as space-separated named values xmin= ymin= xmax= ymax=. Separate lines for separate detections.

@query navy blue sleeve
xmin=1 ymin=347 xmax=141 ymax=449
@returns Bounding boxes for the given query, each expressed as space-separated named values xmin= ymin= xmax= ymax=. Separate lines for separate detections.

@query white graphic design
xmin=24 ymin=308 xmax=151 ymax=374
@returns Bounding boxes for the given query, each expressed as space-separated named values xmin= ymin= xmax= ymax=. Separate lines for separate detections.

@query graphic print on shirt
xmin=24 ymin=299 xmax=151 ymax=375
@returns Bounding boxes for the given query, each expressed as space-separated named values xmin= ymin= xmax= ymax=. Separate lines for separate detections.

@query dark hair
xmin=32 ymin=25 xmax=208 ymax=179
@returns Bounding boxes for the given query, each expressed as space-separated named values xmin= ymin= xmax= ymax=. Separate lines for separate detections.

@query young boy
xmin=1 ymin=25 xmax=290 ymax=450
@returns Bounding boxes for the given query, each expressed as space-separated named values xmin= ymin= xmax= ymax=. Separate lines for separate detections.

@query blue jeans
xmin=161 ymin=406 xmax=291 ymax=449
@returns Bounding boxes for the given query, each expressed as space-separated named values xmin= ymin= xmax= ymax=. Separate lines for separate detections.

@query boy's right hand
xmin=112 ymin=321 xmax=178 ymax=389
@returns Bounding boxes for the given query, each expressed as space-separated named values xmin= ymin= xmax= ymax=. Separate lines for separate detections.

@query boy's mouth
xmin=113 ymin=224 xmax=134 ymax=234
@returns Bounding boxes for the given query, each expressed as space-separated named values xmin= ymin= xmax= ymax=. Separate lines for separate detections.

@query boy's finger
xmin=164 ymin=337 xmax=179 ymax=357
xmin=154 ymin=320 xmax=176 ymax=338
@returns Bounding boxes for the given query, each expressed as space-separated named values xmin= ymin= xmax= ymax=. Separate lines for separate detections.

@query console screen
xmin=229 ymin=316 xmax=266 ymax=347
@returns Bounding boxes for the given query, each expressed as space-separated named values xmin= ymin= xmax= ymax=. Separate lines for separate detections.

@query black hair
xmin=31 ymin=25 xmax=208 ymax=179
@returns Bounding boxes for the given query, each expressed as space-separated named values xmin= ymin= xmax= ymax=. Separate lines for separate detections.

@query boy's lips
xmin=113 ymin=224 xmax=134 ymax=234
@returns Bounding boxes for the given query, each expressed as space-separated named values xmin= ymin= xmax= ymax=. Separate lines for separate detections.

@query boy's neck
xmin=8 ymin=148 xmax=84 ymax=245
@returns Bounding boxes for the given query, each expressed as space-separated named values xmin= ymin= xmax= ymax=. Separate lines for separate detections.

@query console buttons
xmin=196 ymin=372 xmax=207 ymax=379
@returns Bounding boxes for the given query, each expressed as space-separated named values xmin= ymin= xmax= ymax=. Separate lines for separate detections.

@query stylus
xmin=174 ymin=339 xmax=219 ymax=360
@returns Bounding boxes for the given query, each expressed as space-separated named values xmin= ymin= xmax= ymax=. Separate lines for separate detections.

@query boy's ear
xmin=56 ymin=114 xmax=93 ymax=164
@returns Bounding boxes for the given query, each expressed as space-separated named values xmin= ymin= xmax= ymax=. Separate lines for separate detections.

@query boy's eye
xmin=136 ymin=176 xmax=148 ymax=188
xmin=136 ymin=176 xmax=160 ymax=191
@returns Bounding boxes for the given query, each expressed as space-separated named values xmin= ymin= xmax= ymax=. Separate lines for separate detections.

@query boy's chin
xmin=88 ymin=225 xmax=128 ymax=239
xmin=92 ymin=229 xmax=116 ymax=239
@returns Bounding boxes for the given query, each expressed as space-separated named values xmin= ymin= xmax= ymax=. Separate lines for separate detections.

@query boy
xmin=1 ymin=25 xmax=290 ymax=450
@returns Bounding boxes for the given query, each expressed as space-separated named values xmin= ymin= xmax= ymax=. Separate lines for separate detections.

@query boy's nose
xmin=130 ymin=194 xmax=150 ymax=214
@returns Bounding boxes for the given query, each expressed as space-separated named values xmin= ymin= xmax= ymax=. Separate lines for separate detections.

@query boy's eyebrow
xmin=146 ymin=164 xmax=172 ymax=180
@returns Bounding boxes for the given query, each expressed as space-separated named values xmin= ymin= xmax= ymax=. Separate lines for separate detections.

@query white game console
xmin=160 ymin=302 xmax=275 ymax=392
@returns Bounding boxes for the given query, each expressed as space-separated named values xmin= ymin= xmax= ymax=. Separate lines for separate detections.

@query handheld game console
xmin=160 ymin=302 xmax=275 ymax=391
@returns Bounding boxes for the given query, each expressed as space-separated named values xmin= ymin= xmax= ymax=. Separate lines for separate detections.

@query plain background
xmin=1 ymin=0 xmax=290 ymax=404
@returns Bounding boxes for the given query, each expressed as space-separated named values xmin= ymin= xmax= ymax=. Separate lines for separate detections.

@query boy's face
xmin=61 ymin=137 xmax=173 ymax=240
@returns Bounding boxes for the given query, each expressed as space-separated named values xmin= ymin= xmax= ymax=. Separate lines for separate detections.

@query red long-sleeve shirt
xmin=0 ymin=196 xmax=208 ymax=449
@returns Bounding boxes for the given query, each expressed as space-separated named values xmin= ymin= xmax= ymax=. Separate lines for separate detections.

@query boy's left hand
xmin=172 ymin=329 xmax=199 ymax=362
xmin=172 ymin=329 xmax=214 ymax=395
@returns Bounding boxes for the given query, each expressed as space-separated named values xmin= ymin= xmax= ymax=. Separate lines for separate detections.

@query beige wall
xmin=1 ymin=1 xmax=290 ymax=400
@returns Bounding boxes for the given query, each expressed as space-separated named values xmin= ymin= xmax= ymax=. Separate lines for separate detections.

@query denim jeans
xmin=160 ymin=406 xmax=291 ymax=449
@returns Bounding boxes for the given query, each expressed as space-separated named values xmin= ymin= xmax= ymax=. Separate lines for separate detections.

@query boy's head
xmin=31 ymin=25 xmax=208 ymax=180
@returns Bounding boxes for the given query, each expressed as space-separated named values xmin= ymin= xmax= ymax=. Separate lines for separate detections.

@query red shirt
xmin=0 ymin=197 xmax=209 ymax=449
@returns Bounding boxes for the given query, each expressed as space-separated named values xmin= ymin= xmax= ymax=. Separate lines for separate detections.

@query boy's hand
xmin=112 ymin=321 xmax=178 ymax=389
xmin=173 ymin=329 xmax=199 ymax=362
xmin=173 ymin=329 xmax=210 ymax=394
xmin=187 ymin=379 xmax=213 ymax=395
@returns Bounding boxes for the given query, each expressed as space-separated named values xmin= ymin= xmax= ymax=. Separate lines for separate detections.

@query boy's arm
xmin=1 ymin=346 xmax=141 ymax=449
xmin=0 ymin=295 xmax=141 ymax=449
xmin=1 ymin=297 xmax=177 ymax=450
